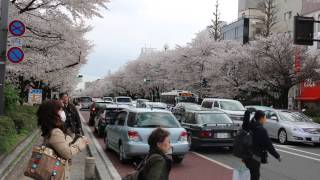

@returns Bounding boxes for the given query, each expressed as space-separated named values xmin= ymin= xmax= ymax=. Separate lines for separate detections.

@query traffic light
xmin=294 ymin=16 xmax=314 ymax=45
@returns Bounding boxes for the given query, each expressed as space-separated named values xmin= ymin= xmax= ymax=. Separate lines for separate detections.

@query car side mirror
xmin=271 ymin=116 xmax=278 ymax=121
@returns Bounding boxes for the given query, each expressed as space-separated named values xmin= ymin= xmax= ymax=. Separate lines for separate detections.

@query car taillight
xmin=128 ymin=131 xmax=141 ymax=142
xmin=199 ymin=131 xmax=212 ymax=138
xmin=179 ymin=131 xmax=188 ymax=142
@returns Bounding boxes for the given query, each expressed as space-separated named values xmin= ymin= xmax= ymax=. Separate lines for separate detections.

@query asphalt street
xmin=199 ymin=140 xmax=320 ymax=180
xmin=81 ymin=110 xmax=320 ymax=180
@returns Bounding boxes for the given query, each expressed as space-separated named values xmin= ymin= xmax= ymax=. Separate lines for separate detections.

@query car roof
xmin=245 ymin=105 xmax=274 ymax=111
xmin=125 ymin=107 xmax=171 ymax=113
xmin=202 ymin=98 xmax=240 ymax=102
xmin=188 ymin=109 xmax=226 ymax=114
xmin=115 ymin=96 xmax=132 ymax=98
xmin=105 ymin=104 xmax=130 ymax=108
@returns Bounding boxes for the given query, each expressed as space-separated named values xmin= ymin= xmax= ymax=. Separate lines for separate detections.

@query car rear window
xmin=197 ymin=113 xmax=233 ymax=124
xmin=127 ymin=112 xmax=180 ymax=128
xmin=117 ymin=98 xmax=132 ymax=103
xmin=80 ymin=97 xmax=92 ymax=102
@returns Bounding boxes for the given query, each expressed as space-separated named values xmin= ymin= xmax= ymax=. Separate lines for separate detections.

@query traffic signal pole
xmin=0 ymin=0 xmax=9 ymax=116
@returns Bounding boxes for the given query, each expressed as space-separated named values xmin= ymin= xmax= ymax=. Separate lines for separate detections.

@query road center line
xmin=276 ymin=148 xmax=320 ymax=162
xmin=192 ymin=152 xmax=234 ymax=170
xmin=274 ymin=144 xmax=320 ymax=157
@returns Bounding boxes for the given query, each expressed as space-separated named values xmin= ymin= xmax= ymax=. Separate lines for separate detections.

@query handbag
xmin=24 ymin=145 xmax=66 ymax=180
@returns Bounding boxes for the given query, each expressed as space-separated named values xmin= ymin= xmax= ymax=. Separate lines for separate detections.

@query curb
xmin=78 ymin=109 xmax=121 ymax=180
xmin=0 ymin=129 xmax=40 ymax=180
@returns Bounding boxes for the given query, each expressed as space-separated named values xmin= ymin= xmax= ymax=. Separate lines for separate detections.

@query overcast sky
xmin=80 ymin=0 xmax=238 ymax=83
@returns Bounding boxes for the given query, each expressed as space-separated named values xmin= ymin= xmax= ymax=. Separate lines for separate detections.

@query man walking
xmin=59 ymin=92 xmax=82 ymax=138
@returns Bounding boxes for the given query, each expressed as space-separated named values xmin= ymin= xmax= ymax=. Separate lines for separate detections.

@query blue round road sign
xmin=7 ymin=47 xmax=24 ymax=64
xmin=9 ymin=20 xmax=25 ymax=36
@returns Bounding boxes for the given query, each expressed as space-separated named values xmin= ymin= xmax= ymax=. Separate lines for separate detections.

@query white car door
xmin=265 ymin=110 xmax=281 ymax=138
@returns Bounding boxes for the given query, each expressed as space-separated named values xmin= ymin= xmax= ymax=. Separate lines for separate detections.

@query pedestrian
xmin=142 ymin=128 xmax=172 ymax=180
xmin=37 ymin=100 xmax=89 ymax=180
xmin=242 ymin=110 xmax=281 ymax=180
xmin=59 ymin=92 xmax=82 ymax=138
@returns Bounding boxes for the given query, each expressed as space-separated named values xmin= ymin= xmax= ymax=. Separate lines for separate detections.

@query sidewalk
xmin=4 ymin=134 xmax=90 ymax=180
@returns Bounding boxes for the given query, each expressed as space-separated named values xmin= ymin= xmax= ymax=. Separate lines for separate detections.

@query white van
xmin=201 ymin=98 xmax=245 ymax=124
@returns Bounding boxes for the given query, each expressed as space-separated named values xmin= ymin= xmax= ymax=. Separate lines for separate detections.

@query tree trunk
xmin=277 ymin=88 xmax=290 ymax=109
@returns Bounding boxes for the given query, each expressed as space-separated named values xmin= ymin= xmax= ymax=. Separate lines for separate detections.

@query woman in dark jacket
xmin=242 ymin=110 xmax=281 ymax=180
xmin=142 ymin=128 xmax=172 ymax=180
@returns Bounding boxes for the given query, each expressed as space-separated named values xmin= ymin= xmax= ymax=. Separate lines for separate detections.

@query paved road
xmin=81 ymin=111 xmax=320 ymax=180
xmin=198 ymin=138 xmax=320 ymax=180
xmin=81 ymin=111 xmax=234 ymax=180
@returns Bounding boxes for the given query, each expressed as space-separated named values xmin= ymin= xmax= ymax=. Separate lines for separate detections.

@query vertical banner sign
xmin=28 ymin=89 xmax=43 ymax=104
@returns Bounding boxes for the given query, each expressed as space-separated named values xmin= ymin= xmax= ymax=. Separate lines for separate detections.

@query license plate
xmin=312 ymin=137 xmax=320 ymax=142
xmin=216 ymin=133 xmax=229 ymax=139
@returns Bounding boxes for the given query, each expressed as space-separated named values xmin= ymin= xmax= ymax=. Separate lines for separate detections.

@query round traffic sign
xmin=7 ymin=47 xmax=24 ymax=64
xmin=9 ymin=20 xmax=25 ymax=36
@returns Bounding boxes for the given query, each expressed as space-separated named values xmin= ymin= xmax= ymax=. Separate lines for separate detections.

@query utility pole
xmin=0 ymin=0 xmax=9 ymax=116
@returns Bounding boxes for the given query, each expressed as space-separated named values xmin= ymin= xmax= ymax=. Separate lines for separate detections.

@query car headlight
xmin=292 ymin=127 xmax=304 ymax=133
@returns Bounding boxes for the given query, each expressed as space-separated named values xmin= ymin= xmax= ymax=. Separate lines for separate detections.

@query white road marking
xmin=276 ymin=148 xmax=320 ymax=162
xmin=274 ymin=144 xmax=320 ymax=157
xmin=192 ymin=152 xmax=234 ymax=170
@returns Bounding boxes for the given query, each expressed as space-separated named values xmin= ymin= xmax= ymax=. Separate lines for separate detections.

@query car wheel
xmin=278 ymin=129 xmax=287 ymax=145
xmin=172 ymin=155 xmax=184 ymax=164
xmin=119 ymin=144 xmax=128 ymax=163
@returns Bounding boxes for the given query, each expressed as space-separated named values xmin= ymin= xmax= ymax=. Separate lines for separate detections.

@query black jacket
xmin=250 ymin=121 xmax=280 ymax=159
xmin=142 ymin=148 xmax=172 ymax=180
xmin=63 ymin=103 xmax=82 ymax=135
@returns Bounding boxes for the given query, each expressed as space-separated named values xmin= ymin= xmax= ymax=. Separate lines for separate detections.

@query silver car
xmin=263 ymin=110 xmax=320 ymax=145
xmin=105 ymin=108 xmax=189 ymax=163
xmin=114 ymin=96 xmax=133 ymax=106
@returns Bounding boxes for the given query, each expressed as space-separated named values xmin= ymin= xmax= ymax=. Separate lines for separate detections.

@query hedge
xmin=0 ymin=106 xmax=38 ymax=154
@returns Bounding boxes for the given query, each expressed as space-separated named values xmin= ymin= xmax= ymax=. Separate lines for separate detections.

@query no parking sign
xmin=6 ymin=20 xmax=25 ymax=64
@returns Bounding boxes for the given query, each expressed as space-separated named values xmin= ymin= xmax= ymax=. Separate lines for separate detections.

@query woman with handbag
xmin=29 ymin=100 xmax=89 ymax=180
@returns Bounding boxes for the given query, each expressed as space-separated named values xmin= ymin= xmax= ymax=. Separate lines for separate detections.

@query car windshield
xmin=103 ymin=97 xmax=113 ymax=101
xmin=128 ymin=112 xmax=180 ymax=128
xmin=146 ymin=103 xmax=167 ymax=109
xmin=197 ymin=113 xmax=233 ymax=124
xmin=105 ymin=109 xmax=121 ymax=120
xmin=117 ymin=98 xmax=132 ymax=103
xmin=177 ymin=96 xmax=196 ymax=103
xmin=184 ymin=104 xmax=202 ymax=110
xmin=279 ymin=111 xmax=313 ymax=122
xmin=80 ymin=97 xmax=92 ymax=102
xmin=220 ymin=101 xmax=245 ymax=111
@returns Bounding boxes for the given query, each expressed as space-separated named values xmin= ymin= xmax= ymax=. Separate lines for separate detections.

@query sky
xmin=79 ymin=0 xmax=238 ymax=86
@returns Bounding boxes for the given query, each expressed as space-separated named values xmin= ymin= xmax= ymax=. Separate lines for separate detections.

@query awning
xmin=296 ymin=97 xmax=320 ymax=101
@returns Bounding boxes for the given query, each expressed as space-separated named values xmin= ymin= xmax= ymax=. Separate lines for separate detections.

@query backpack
xmin=122 ymin=154 xmax=157 ymax=180
xmin=233 ymin=129 xmax=253 ymax=159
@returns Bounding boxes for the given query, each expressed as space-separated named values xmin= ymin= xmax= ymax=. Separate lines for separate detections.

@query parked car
xmin=114 ymin=96 xmax=133 ymax=106
xmin=136 ymin=99 xmax=150 ymax=108
xmin=201 ymin=98 xmax=245 ymax=124
xmin=94 ymin=104 xmax=128 ymax=137
xmin=105 ymin=108 xmax=189 ymax=163
xmin=263 ymin=110 xmax=320 ymax=145
xmin=79 ymin=96 xmax=93 ymax=110
xmin=103 ymin=97 xmax=113 ymax=102
xmin=179 ymin=110 xmax=239 ymax=149
xmin=137 ymin=101 xmax=167 ymax=110
xmin=89 ymin=100 xmax=114 ymax=126
xmin=245 ymin=105 xmax=274 ymax=112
